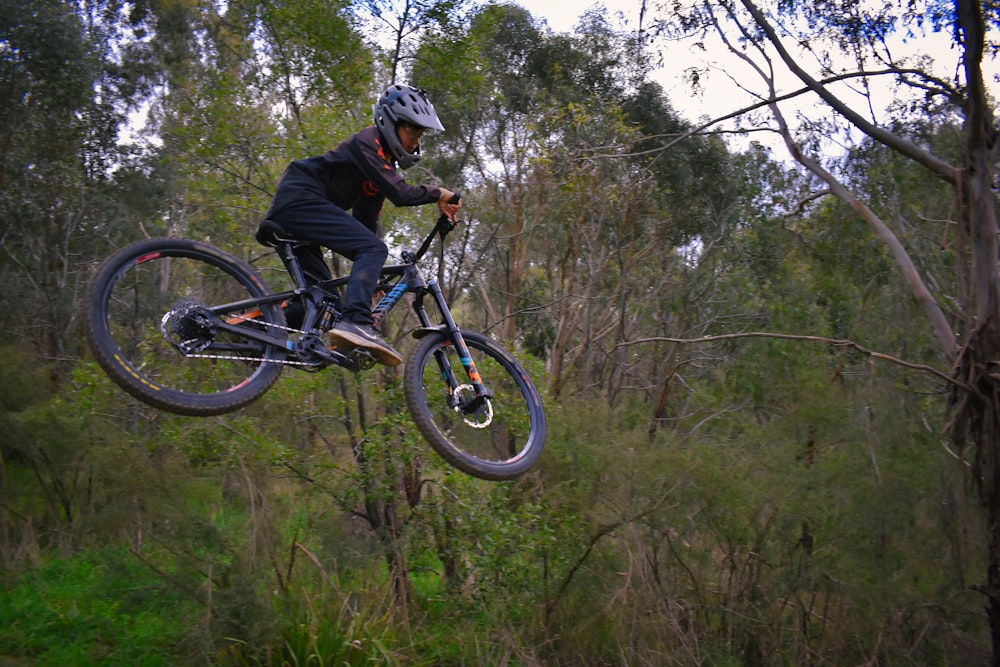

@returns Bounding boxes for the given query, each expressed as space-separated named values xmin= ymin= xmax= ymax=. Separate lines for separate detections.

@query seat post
xmin=257 ymin=219 xmax=314 ymax=291
xmin=276 ymin=242 xmax=310 ymax=289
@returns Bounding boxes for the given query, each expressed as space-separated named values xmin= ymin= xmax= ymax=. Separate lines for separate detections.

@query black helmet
xmin=373 ymin=84 xmax=444 ymax=169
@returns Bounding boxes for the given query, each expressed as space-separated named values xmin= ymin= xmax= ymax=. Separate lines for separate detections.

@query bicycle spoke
xmin=87 ymin=239 xmax=286 ymax=416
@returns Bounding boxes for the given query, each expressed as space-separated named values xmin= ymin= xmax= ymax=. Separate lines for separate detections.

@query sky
xmin=511 ymin=0 xmax=750 ymax=132
xmin=514 ymin=0 xmax=628 ymax=33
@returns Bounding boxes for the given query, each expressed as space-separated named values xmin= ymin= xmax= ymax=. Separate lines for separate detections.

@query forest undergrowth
xmin=0 ymin=344 xmax=989 ymax=666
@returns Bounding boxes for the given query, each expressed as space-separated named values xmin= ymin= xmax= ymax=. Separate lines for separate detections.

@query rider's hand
xmin=438 ymin=188 xmax=462 ymax=222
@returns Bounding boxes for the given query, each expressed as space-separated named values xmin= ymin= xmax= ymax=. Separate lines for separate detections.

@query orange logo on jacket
xmin=362 ymin=180 xmax=379 ymax=196
xmin=374 ymin=137 xmax=393 ymax=170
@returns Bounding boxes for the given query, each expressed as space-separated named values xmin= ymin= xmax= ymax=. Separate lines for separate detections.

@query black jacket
xmin=266 ymin=125 xmax=441 ymax=230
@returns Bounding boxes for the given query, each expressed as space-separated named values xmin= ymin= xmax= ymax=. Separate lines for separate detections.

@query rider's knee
xmin=365 ymin=239 xmax=388 ymax=263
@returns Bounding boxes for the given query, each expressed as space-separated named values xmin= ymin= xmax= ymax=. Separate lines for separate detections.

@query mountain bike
xmin=85 ymin=206 xmax=546 ymax=481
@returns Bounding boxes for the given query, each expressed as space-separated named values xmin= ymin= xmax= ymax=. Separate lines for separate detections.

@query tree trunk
xmin=952 ymin=1 xmax=1000 ymax=660
xmin=951 ymin=316 xmax=1000 ymax=664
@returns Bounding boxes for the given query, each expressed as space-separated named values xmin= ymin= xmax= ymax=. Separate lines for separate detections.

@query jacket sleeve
xmin=351 ymin=127 xmax=441 ymax=207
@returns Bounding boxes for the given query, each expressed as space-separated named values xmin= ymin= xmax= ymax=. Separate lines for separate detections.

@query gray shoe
xmin=328 ymin=320 xmax=403 ymax=366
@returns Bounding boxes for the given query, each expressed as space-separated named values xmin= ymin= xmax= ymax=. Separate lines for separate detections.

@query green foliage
xmin=0 ymin=0 xmax=160 ymax=361
xmin=2 ymin=349 xmax=989 ymax=663
xmin=0 ymin=547 xmax=203 ymax=664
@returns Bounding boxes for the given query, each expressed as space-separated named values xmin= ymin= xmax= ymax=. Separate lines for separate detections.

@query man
xmin=262 ymin=84 xmax=461 ymax=366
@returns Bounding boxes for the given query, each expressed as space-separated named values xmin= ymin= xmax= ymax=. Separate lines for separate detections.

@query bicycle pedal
xmin=348 ymin=347 xmax=379 ymax=370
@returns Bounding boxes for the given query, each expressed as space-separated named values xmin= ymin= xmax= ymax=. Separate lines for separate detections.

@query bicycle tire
xmin=86 ymin=238 xmax=286 ymax=416
xmin=404 ymin=330 xmax=546 ymax=480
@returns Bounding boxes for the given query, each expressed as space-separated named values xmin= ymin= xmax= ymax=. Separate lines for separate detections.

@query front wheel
xmin=404 ymin=331 xmax=546 ymax=480
xmin=86 ymin=238 xmax=287 ymax=416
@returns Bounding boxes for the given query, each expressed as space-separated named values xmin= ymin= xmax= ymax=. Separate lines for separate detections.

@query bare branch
xmin=697 ymin=1 xmax=960 ymax=358
xmin=590 ymin=66 xmax=945 ymax=162
xmin=783 ymin=188 xmax=832 ymax=218
xmin=615 ymin=331 xmax=966 ymax=389
xmin=739 ymin=0 xmax=962 ymax=185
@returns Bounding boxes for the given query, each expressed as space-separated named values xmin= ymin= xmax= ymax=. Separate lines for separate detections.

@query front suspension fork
xmin=416 ymin=281 xmax=493 ymax=411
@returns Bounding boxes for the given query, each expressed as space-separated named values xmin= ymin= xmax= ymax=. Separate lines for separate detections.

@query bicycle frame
xmin=207 ymin=215 xmax=493 ymax=405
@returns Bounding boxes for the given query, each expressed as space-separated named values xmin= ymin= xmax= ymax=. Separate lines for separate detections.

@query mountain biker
xmin=260 ymin=84 xmax=461 ymax=366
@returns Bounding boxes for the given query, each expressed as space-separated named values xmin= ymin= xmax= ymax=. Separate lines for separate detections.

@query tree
xmin=356 ymin=0 xmax=469 ymax=83
xmin=414 ymin=4 xmax=737 ymax=403
xmin=0 ymin=0 xmax=160 ymax=363
xmin=658 ymin=0 xmax=1000 ymax=657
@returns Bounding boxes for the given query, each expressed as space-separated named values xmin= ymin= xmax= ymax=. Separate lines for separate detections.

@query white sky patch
xmin=514 ymin=0 xmax=633 ymax=33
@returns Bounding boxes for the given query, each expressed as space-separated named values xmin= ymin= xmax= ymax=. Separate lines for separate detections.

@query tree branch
xmin=739 ymin=0 xmax=962 ymax=186
xmin=615 ymin=331 xmax=967 ymax=390
xmin=544 ymin=483 xmax=676 ymax=621
xmin=706 ymin=2 xmax=959 ymax=358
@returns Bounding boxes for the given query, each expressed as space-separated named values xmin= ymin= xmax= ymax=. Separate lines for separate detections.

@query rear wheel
xmin=404 ymin=331 xmax=546 ymax=480
xmin=86 ymin=238 xmax=286 ymax=416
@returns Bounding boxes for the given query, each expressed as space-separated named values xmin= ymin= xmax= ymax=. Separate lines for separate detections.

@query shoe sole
xmin=328 ymin=329 xmax=403 ymax=366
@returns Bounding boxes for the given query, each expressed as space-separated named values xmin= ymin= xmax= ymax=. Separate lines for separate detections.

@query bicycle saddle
xmin=255 ymin=219 xmax=300 ymax=247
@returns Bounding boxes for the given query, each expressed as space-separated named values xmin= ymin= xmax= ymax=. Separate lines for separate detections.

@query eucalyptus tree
xmin=0 ymin=0 xmax=171 ymax=583
xmin=0 ymin=0 xmax=161 ymax=362
xmin=356 ymin=0 xmax=471 ymax=83
xmin=657 ymin=0 xmax=1000 ymax=658
xmin=409 ymin=4 xmax=555 ymax=347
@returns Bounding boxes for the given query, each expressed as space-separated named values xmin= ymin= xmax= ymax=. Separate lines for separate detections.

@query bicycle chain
xmin=169 ymin=310 xmax=376 ymax=371
xmin=178 ymin=349 xmax=318 ymax=367
xmin=179 ymin=344 xmax=375 ymax=369
xmin=174 ymin=312 xmax=330 ymax=368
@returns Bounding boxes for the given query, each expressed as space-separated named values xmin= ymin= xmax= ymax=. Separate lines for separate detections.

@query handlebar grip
xmin=448 ymin=192 xmax=462 ymax=205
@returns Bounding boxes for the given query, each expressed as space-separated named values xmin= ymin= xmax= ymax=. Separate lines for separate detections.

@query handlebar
xmin=408 ymin=193 xmax=462 ymax=264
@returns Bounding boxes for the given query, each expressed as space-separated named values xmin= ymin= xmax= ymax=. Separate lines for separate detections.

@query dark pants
xmin=271 ymin=199 xmax=387 ymax=326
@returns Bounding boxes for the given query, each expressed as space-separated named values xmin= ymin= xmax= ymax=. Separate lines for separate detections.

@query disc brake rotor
xmin=454 ymin=384 xmax=493 ymax=428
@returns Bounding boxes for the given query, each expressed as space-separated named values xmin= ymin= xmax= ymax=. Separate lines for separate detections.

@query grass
xmin=0 ymin=547 xmax=204 ymax=665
